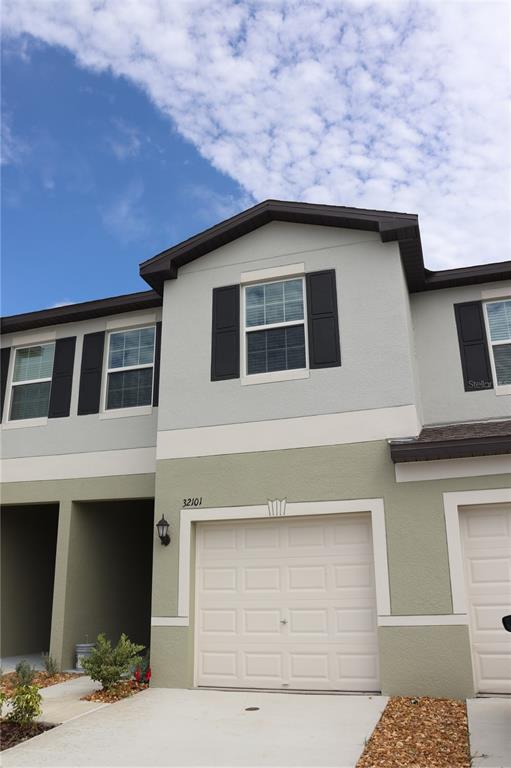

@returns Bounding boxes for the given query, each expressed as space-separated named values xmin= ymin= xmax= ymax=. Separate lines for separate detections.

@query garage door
xmin=195 ymin=513 xmax=379 ymax=691
xmin=460 ymin=503 xmax=511 ymax=694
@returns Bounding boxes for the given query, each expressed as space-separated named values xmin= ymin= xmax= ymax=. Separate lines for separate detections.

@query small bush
xmin=82 ymin=633 xmax=144 ymax=691
xmin=15 ymin=660 xmax=36 ymax=686
xmin=41 ymin=653 xmax=59 ymax=677
xmin=133 ymin=655 xmax=151 ymax=685
xmin=0 ymin=690 xmax=7 ymax=718
xmin=7 ymin=684 xmax=42 ymax=726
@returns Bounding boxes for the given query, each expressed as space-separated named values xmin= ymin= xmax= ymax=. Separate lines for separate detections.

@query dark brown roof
xmin=390 ymin=420 xmax=511 ymax=463
xmin=1 ymin=290 xmax=162 ymax=335
xmin=139 ymin=199 xmax=511 ymax=295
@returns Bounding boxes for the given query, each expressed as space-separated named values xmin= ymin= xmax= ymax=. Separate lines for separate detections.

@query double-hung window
xmin=243 ymin=277 xmax=307 ymax=377
xmin=105 ymin=326 xmax=155 ymax=410
xmin=9 ymin=343 xmax=55 ymax=420
xmin=484 ymin=299 xmax=511 ymax=391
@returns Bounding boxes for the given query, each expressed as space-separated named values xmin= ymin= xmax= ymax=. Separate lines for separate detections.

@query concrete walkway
xmin=3 ymin=688 xmax=388 ymax=767
xmin=37 ymin=675 xmax=105 ymax=725
xmin=1 ymin=654 xmax=45 ymax=673
xmin=467 ymin=698 xmax=511 ymax=768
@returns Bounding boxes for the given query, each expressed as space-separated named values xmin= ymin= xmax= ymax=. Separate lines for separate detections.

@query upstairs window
xmin=244 ymin=278 xmax=307 ymax=376
xmin=105 ymin=326 xmax=155 ymax=410
xmin=10 ymin=343 xmax=55 ymax=420
xmin=485 ymin=299 xmax=511 ymax=389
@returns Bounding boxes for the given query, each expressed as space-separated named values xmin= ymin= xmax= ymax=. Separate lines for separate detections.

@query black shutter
xmin=1 ymin=347 xmax=11 ymax=422
xmin=306 ymin=270 xmax=341 ymax=368
xmin=152 ymin=321 xmax=162 ymax=406
xmin=48 ymin=337 xmax=76 ymax=418
xmin=77 ymin=331 xmax=105 ymax=415
xmin=211 ymin=285 xmax=240 ymax=381
xmin=454 ymin=302 xmax=493 ymax=391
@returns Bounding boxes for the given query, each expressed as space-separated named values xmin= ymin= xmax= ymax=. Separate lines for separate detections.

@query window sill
xmin=495 ymin=385 xmax=511 ymax=396
xmin=241 ymin=368 xmax=310 ymax=386
xmin=98 ymin=405 xmax=153 ymax=420
xmin=2 ymin=417 xmax=48 ymax=430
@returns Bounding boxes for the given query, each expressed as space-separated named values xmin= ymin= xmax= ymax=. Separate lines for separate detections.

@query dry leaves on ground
xmin=0 ymin=671 xmax=81 ymax=696
xmin=356 ymin=696 xmax=470 ymax=768
xmin=81 ymin=680 xmax=149 ymax=703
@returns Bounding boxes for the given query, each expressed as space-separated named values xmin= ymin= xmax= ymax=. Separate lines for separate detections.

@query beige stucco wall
xmin=150 ymin=443 xmax=510 ymax=696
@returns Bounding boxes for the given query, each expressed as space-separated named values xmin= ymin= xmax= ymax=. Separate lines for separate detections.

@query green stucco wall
xmin=1 ymin=474 xmax=155 ymax=670
xmin=149 ymin=441 xmax=510 ymax=696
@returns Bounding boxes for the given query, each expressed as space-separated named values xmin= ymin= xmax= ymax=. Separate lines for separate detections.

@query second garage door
xmin=195 ymin=513 xmax=379 ymax=691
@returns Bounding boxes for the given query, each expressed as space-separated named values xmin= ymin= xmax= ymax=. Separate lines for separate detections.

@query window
xmin=485 ymin=299 xmax=511 ymax=389
xmin=105 ymin=326 xmax=155 ymax=410
xmin=244 ymin=278 xmax=307 ymax=376
xmin=9 ymin=343 xmax=55 ymax=420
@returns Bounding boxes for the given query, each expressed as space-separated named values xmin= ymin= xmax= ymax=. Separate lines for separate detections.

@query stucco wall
xmin=158 ymin=222 xmax=419 ymax=431
xmin=411 ymin=281 xmax=511 ymax=425
xmin=149 ymin=444 xmax=510 ymax=695
xmin=1 ymin=504 xmax=59 ymax=657
xmin=1 ymin=307 xmax=160 ymax=460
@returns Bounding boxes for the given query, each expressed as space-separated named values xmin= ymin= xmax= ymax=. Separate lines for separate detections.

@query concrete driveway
xmin=3 ymin=688 xmax=387 ymax=767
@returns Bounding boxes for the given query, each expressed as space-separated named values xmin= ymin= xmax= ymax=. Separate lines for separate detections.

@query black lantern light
xmin=156 ymin=515 xmax=171 ymax=546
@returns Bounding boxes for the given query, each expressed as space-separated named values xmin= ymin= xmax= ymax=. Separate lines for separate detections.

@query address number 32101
xmin=183 ymin=497 xmax=203 ymax=507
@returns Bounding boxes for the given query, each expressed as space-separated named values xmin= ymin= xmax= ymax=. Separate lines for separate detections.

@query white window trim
xmin=101 ymin=324 xmax=156 ymax=415
xmin=4 ymin=341 xmax=55 ymax=427
xmin=240 ymin=274 xmax=310 ymax=386
xmin=483 ymin=298 xmax=511 ymax=396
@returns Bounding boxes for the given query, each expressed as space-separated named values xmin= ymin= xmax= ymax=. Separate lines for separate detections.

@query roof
xmin=390 ymin=420 xmax=511 ymax=463
xmin=139 ymin=199 xmax=511 ymax=294
xmin=1 ymin=290 xmax=162 ymax=335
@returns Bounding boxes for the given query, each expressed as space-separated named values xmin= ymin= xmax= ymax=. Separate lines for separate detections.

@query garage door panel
xmin=460 ymin=503 xmax=511 ymax=694
xmin=196 ymin=513 xmax=379 ymax=691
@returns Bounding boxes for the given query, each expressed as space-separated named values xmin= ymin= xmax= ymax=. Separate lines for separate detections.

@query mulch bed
xmin=82 ymin=680 xmax=149 ymax=703
xmin=0 ymin=720 xmax=56 ymax=751
xmin=0 ymin=671 xmax=80 ymax=695
xmin=356 ymin=696 xmax=470 ymax=768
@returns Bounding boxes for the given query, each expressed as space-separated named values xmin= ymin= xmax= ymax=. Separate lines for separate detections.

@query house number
xmin=183 ymin=497 xmax=202 ymax=507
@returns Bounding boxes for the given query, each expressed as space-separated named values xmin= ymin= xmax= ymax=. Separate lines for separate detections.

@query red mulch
xmin=82 ymin=680 xmax=149 ymax=702
xmin=0 ymin=671 xmax=80 ymax=695
xmin=0 ymin=720 xmax=56 ymax=751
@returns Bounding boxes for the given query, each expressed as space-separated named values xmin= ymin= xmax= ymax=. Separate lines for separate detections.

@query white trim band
xmin=395 ymin=454 xmax=511 ymax=482
xmin=0 ymin=446 xmax=156 ymax=483
xmin=377 ymin=614 xmax=469 ymax=627
xmin=157 ymin=405 xmax=421 ymax=459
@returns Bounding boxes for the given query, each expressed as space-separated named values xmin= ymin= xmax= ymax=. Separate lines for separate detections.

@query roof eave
xmin=390 ymin=434 xmax=511 ymax=463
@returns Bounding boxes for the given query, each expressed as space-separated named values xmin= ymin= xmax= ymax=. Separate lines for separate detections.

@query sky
xmin=1 ymin=0 xmax=510 ymax=316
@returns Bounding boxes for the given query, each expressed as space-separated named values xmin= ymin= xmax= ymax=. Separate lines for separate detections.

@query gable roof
xmin=139 ymin=199 xmax=511 ymax=294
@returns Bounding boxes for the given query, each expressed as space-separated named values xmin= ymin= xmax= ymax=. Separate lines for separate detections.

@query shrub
xmin=0 ymin=690 xmax=7 ymax=718
xmin=133 ymin=655 xmax=151 ymax=685
xmin=82 ymin=633 xmax=144 ymax=691
xmin=41 ymin=653 xmax=59 ymax=677
xmin=7 ymin=684 xmax=42 ymax=726
xmin=15 ymin=660 xmax=36 ymax=686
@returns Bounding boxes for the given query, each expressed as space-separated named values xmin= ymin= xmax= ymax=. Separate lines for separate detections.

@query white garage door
xmin=195 ymin=513 xmax=379 ymax=691
xmin=460 ymin=503 xmax=511 ymax=694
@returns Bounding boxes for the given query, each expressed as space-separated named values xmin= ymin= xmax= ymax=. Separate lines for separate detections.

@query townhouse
xmin=1 ymin=200 xmax=510 ymax=698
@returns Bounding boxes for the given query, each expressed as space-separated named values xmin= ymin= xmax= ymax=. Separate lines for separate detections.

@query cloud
xmin=102 ymin=179 xmax=148 ymax=244
xmin=106 ymin=118 xmax=143 ymax=160
xmin=1 ymin=113 xmax=28 ymax=166
xmin=2 ymin=0 xmax=510 ymax=269
xmin=49 ymin=300 xmax=73 ymax=308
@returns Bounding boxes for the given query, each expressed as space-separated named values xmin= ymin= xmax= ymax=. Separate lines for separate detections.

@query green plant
xmin=15 ymin=660 xmax=36 ymax=686
xmin=7 ymin=684 xmax=42 ymax=726
xmin=0 ymin=690 xmax=7 ymax=718
xmin=82 ymin=633 xmax=144 ymax=691
xmin=41 ymin=653 xmax=59 ymax=677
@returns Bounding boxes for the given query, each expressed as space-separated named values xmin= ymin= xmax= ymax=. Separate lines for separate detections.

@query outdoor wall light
xmin=156 ymin=515 xmax=171 ymax=546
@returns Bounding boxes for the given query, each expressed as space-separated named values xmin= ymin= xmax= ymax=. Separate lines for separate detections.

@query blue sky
xmin=2 ymin=1 xmax=510 ymax=317
xmin=2 ymin=42 xmax=246 ymax=315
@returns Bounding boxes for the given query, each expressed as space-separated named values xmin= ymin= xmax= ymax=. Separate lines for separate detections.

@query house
xmin=1 ymin=200 xmax=510 ymax=698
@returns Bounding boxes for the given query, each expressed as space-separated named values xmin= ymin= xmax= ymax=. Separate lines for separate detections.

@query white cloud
xmin=102 ymin=179 xmax=148 ymax=244
xmin=2 ymin=0 xmax=510 ymax=269
xmin=1 ymin=113 xmax=28 ymax=165
xmin=106 ymin=118 xmax=142 ymax=160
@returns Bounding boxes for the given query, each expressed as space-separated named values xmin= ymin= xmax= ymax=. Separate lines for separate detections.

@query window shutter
xmin=306 ymin=270 xmax=341 ymax=368
xmin=211 ymin=285 xmax=240 ymax=381
xmin=152 ymin=321 xmax=162 ymax=406
xmin=454 ymin=302 xmax=493 ymax=391
xmin=77 ymin=331 xmax=105 ymax=415
xmin=1 ymin=347 xmax=11 ymax=422
xmin=48 ymin=337 xmax=76 ymax=419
